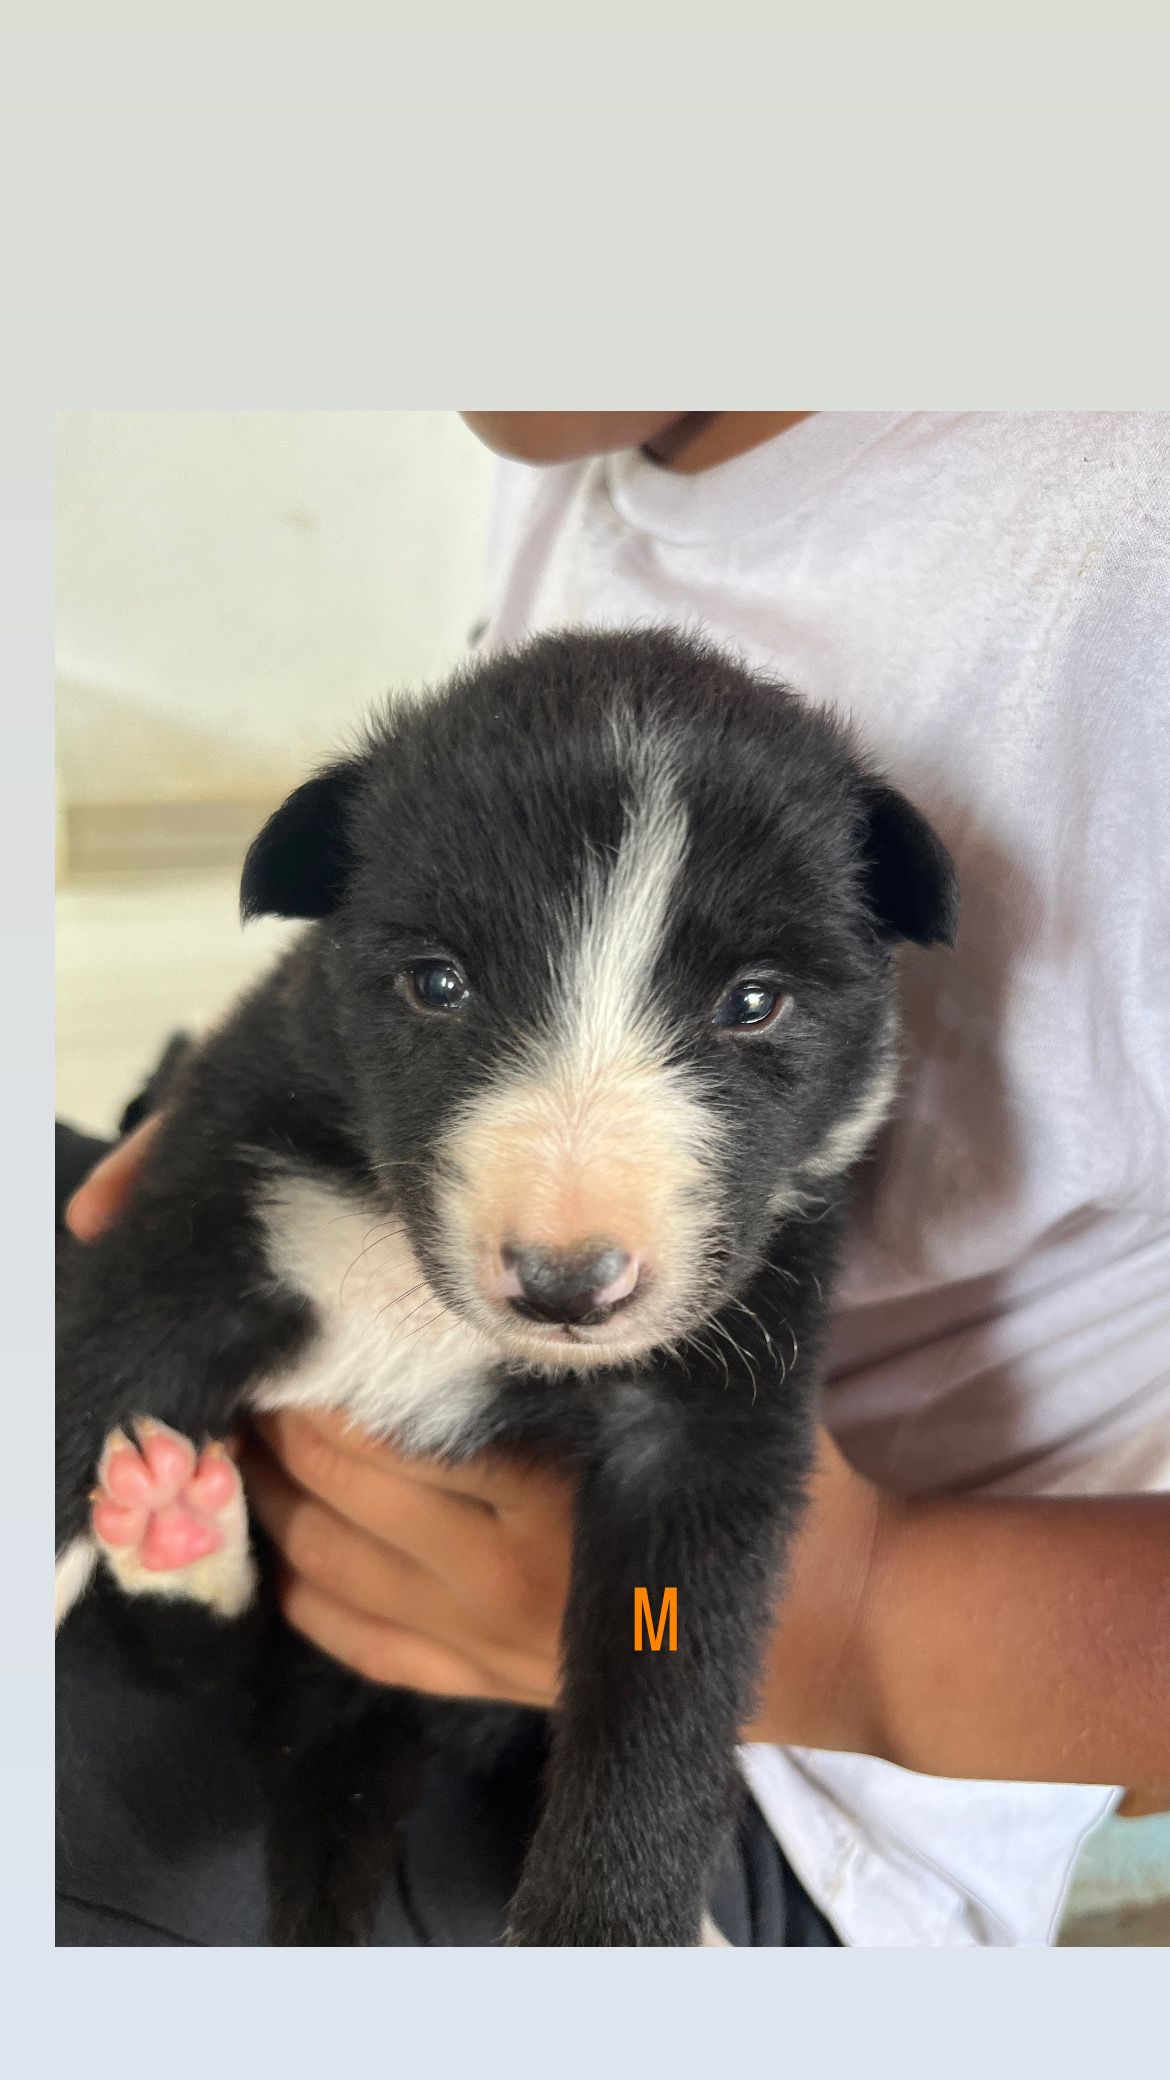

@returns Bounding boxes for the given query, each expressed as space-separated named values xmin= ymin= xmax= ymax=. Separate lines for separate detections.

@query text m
xmin=634 ymin=1586 xmax=677 ymax=1651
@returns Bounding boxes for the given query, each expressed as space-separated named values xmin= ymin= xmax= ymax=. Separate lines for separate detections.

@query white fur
xmin=562 ymin=721 xmax=690 ymax=1081
xmin=252 ymin=1174 xmax=498 ymax=1455
xmin=95 ymin=1515 xmax=257 ymax=1619
xmin=54 ymin=1534 xmax=97 ymax=1630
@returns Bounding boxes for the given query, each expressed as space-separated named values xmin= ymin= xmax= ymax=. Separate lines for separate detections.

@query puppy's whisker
xmin=338 ymin=1224 xmax=408 ymax=1302
xmin=725 ymin=1293 xmax=779 ymax=1368
xmin=710 ymin=1317 xmax=760 ymax=1403
xmin=688 ymin=1330 xmax=732 ymax=1394
xmin=394 ymin=1290 xmax=449 ymax=1330
xmin=400 ymin=1306 xmax=455 ymax=1345
xmin=369 ymin=1281 xmax=433 ymax=1329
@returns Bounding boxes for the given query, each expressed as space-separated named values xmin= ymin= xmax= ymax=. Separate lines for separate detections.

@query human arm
xmin=756 ymin=1434 xmax=1170 ymax=1782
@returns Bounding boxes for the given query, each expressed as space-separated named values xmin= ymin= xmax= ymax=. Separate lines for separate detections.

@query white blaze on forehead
xmin=435 ymin=718 xmax=728 ymax=1362
xmin=562 ymin=720 xmax=690 ymax=1077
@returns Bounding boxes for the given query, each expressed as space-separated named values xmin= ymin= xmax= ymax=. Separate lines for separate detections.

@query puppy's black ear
xmin=241 ymin=759 xmax=365 ymax=921
xmin=857 ymin=782 xmax=960 ymax=947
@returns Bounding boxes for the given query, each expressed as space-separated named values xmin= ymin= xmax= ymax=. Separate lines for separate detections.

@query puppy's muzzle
xmin=494 ymin=1243 xmax=642 ymax=1328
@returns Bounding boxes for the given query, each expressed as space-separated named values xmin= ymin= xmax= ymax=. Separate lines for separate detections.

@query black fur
xmin=57 ymin=627 xmax=957 ymax=1947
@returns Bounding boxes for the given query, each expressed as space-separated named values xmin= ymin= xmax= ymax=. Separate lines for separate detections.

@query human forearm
xmin=868 ymin=1491 xmax=1169 ymax=1781
xmin=752 ymin=1480 xmax=1170 ymax=1784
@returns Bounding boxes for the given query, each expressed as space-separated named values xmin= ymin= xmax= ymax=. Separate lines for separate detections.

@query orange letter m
xmin=634 ymin=1586 xmax=677 ymax=1652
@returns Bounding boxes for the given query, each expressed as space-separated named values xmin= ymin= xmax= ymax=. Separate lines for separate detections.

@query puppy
xmin=56 ymin=625 xmax=957 ymax=1947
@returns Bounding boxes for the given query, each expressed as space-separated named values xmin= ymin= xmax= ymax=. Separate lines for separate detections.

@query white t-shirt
xmin=478 ymin=412 xmax=1170 ymax=1946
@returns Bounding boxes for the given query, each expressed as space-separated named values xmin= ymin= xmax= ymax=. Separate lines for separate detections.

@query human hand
xmin=64 ymin=1112 xmax=164 ymax=1241
xmin=242 ymin=1409 xmax=574 ymax=1705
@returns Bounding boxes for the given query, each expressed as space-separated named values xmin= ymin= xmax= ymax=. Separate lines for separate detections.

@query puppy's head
xmin=243 ymin=629 xmax=957 ymax=1370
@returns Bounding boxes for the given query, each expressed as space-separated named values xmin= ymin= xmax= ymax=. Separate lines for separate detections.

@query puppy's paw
xmin=91 ymin=1418 xmax=256 ymax=1619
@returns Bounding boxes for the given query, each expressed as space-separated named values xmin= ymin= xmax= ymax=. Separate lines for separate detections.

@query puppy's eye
xmin=712 ymin=981 xmax=792 ymax=1034
xmin=399 ymin=961 xmax=470 ymax=1015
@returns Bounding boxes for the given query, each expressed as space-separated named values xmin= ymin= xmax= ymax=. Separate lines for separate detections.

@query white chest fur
xmin=251 ymin=1172 xmax=498 ymax=1455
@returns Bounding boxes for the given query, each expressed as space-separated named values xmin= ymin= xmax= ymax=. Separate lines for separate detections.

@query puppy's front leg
xmin=506 ymin=1421 xmax=800 ymax=1947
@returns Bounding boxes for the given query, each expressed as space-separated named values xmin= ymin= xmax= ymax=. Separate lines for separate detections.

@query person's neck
xmin=644 ymin=411 xmax=813 ymax=474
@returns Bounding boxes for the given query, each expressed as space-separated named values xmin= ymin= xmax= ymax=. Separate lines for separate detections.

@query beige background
xmin=56 ymin=409 xmax=496 ymax=1126
xmin=56 ymin=410 xmax=496 ymax=811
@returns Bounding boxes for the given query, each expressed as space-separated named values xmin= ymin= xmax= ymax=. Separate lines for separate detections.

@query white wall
xmin=55 ymin=411 xmax=498 ymax=806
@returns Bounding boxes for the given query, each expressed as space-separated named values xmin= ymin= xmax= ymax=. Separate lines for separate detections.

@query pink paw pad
xmin=92 ymin=1419 xmax=239 ymax=1573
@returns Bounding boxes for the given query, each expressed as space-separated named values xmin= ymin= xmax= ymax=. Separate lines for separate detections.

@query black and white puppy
xmin=56 ymin=626 xmax=958 ymax=1947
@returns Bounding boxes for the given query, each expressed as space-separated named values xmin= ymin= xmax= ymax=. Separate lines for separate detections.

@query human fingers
xmin=274 ymin=1566 xmax=557 ymax=1704
xmin=65 ymin=1113 xmax=165 ymax=1241
xmin=267 ymin=1402 xmax=573 ymax=1520
xmin=243 ymin=1427 xmax=426 ymax=1615
xmin=243 ymin=1416 xmax=568 ymax=1653
xmin=248 ymin=1411 xmax=522 ymax=1587
xmin=243 ymin=1431 xmax=531 ymax=1654
xmin=243 ymin=1431 xmax=562 ymax=1700
xmin=249 ymin=1408 xmax=574 ymax=1605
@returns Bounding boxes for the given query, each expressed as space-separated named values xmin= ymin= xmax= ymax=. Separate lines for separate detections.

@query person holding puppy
xmin=63 ymin=410 xmax=1170 ymax=1946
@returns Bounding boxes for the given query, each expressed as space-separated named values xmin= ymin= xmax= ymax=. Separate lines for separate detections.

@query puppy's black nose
xmin=501 ymin=1244 xmax=639 ymax=1327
